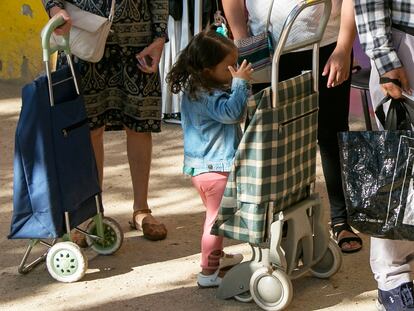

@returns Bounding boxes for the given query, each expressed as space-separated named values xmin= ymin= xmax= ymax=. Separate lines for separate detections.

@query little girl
xmin=166 ymin=28 xmax=253 ymax=288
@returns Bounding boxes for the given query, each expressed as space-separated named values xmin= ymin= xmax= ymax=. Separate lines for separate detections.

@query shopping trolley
xmin=211 ymin=0 xmax=342 ymax=310
xmin=8 ymin=15 xmax=123 ymax=283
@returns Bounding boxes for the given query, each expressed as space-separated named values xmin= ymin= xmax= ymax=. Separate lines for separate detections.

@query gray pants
xmin=369 ymin=28 xmax=414 ymax=291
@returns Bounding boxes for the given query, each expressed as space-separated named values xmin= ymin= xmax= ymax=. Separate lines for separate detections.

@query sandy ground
xmin=0 ymin=82 xmax=380 ymax=311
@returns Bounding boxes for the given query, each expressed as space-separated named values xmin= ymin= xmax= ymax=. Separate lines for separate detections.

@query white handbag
xmin=50 ymin=0 xmax=115 ymax=63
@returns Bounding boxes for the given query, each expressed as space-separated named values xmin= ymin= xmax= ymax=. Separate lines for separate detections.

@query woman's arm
xmin=354 ymin=0 xmax=409 ymax=98
xmin=322 ymin=0 xmax=357 ymax=88
xmin=138 ymin=0 xmax=168 ymax=73
xmin=221 ymin=0 xmax=249 ymax=39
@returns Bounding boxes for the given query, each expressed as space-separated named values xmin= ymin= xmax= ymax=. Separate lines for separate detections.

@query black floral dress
xmin=64 ymin=0 xmax=168 ymax=132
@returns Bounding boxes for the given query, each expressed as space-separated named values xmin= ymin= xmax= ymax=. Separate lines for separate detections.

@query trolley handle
xmin=271 ymin=0 xmax=332 ymax=105
xmin=40 ymin=14 xmax=80 ymax=106
xmin=41 ymin=14 xmax=71 ymax=62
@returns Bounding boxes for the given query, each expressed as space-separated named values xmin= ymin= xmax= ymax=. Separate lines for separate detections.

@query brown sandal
xmin=129 ymin=209 xmax=167 ymax=241
xmin=71 ymin=230 xmax=88 ymax=248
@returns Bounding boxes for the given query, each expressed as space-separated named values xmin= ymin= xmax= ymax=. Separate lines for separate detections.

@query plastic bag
xmin=375 ymin=95 xmax=414 ymax=130
xmin=338 ymin=130 xmax=414 ymax=240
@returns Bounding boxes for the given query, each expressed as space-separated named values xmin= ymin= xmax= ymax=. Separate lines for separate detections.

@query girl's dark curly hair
xmin=166 ymin=26 xmax=236 ymax=99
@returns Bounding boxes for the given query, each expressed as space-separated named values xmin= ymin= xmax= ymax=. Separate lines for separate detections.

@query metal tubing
xmin=45 ymin=61 xmax=55 ymax=106
xmin=66 ymin=54 xmax=80 ymax=95
xmin=94 ymin=195 xmax=105 ymax=238
xmin=17 ymin=239 xmax=56 ymax=274
xmin=65 ymin=212 xmax=71 ymax=237
xmin=271 ymin=0 xmax=332 ymax=106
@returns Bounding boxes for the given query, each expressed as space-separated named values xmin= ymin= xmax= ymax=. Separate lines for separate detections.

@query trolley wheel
xmin=46 ymin=242 xmax=87 ymax=283
xmin=309 ymin=238 xmax=342 ymax=279
xmin=250 ymin=267 xmax=293 ymax=311
xmin=85 ymin=217 xmax=123 ymax=255
xmin=234 ymin=291 xmax=253 ymax=303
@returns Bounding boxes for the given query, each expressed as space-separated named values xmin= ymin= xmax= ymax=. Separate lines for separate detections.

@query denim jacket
xmin=181 ymin=78 xmax=250 ymax=173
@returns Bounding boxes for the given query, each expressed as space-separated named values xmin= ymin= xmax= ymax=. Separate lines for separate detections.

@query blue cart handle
xmin=41 ymin=14 xmax=71 ymax=62
xmin=40 ymin=14 xmax=80 ymax=106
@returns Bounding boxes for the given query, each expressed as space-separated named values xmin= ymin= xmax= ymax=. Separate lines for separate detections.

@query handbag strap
xmin=108 ymin=0 xmax=116 ymax=21
xmin=265 ymin=0 xmax=276 ymax=32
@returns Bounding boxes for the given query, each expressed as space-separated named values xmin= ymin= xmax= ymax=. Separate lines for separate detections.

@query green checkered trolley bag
xmin=212 ymin=71 xmax=318 ymax=244
xmin=212 ymin=1 xmax=342 ymax=310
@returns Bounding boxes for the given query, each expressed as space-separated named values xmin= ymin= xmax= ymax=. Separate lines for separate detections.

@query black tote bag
xmin=339 ymin=131 xmax=414 ymax=240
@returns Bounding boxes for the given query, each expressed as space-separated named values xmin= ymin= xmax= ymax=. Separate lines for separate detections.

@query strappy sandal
xmin=129 ymin=209 xmax=167 ymax=241
xmin=332 ymin=222 xmax=362 ymax=254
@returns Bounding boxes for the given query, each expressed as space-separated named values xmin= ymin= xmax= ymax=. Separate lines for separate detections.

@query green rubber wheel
xmin=85 ymin=217 xmax=123 ymax=255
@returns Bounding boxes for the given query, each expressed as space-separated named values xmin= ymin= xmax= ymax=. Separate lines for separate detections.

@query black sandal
xmin=332 ymin=223 xmax=362 ymax=254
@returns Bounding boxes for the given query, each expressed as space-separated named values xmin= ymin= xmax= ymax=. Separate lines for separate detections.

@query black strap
xmin=375 ymin=96 xmax=390 ymax=128
xmin=379 ymin=77 xmax=402 ymax=87
xmin=393 ymin=23 xmax=414 ymax=36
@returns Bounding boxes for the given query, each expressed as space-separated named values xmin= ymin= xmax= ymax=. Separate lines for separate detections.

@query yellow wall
xmin=0 ymin=1 xmax=48 ymax=81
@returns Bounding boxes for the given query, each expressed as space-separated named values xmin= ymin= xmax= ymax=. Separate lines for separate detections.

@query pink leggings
xmin=192 ymin=172 xmax=229 ymax=271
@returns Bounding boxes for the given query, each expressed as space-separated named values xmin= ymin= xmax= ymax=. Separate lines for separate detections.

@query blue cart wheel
xmin=85 ymin=217 xmax=123 ymax=255
xmin=46 ymin=242 xmax=87 ymax=283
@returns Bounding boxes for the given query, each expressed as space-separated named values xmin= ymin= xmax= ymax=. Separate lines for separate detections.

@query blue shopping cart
xmin=9 ymin=15 xmax=123 ymax=283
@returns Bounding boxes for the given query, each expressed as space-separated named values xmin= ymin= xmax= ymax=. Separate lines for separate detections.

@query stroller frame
xmin=216 ymin=1 xmax=342 ymax=310
xmin=15 ymin=15 xmax=124 ymax=282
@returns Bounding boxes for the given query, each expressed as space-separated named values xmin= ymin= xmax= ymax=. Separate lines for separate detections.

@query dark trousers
xmin=253 ymin=42 xmax=352 ymax=226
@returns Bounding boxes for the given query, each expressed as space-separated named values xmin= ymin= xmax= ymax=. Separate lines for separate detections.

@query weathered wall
xmin=0 ymin=1 xmax=48 ymax=82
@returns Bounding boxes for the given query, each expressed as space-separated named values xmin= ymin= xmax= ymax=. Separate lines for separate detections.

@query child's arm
xmin=206 ymin=61 xmax=253 ymax=123
xmin=206 ymin=79 xmax=250 ymax=123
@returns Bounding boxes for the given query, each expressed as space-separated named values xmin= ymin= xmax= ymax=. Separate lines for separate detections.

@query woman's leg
xmin=316 ymin=46 xmax=361 ymax=252
xmin=125 ymin=126 xmax=167 ymax=240
xmin=90 ymin=127 xmax=105 ymax=187
xmin=316 ymin=44 xmax=351 ymax=227
xmin=192 ymin=172 xmax=228 ymax=274
xmin=125 ymin=127 xmax=152 ymax=211
xmin=278 ymin=44 xmax=361 ymax=252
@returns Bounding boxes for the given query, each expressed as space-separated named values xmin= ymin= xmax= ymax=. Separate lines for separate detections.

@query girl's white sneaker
xmin=197 ymin=269 xmax=222 ymax=288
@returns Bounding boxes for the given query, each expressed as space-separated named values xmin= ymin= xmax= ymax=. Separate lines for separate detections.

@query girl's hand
xmin=228 ymin=59 xmax=253 ymax=81
xmin=49 ymin=7 xmax=72 ymax=36
xmin=322 ymin=46 xmax=351 ymax=88
xmin=136 ymin=37 xmax=166 ymax=73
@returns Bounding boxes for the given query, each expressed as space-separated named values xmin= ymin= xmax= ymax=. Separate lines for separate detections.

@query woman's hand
xmin=381 ymin=68 xmax=411 ymax=99
xmin=322 ymin=46 xmax=351 ymax=88
xmin=136 ymin=37 xmax=166 ymax=73
xmin=49 ymin=7 xmax=72 ymax=36
xmin=228 ymin=59 xmax=253 ymax=81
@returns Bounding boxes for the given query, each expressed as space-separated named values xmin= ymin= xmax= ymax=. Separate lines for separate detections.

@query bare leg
xmin=125 ymin=126 xmax=167 ymax=240
xmin=125 ymin=127 xmax=152 ymax=211
xmin=90 ymin=127 xmax=105 ymax=187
